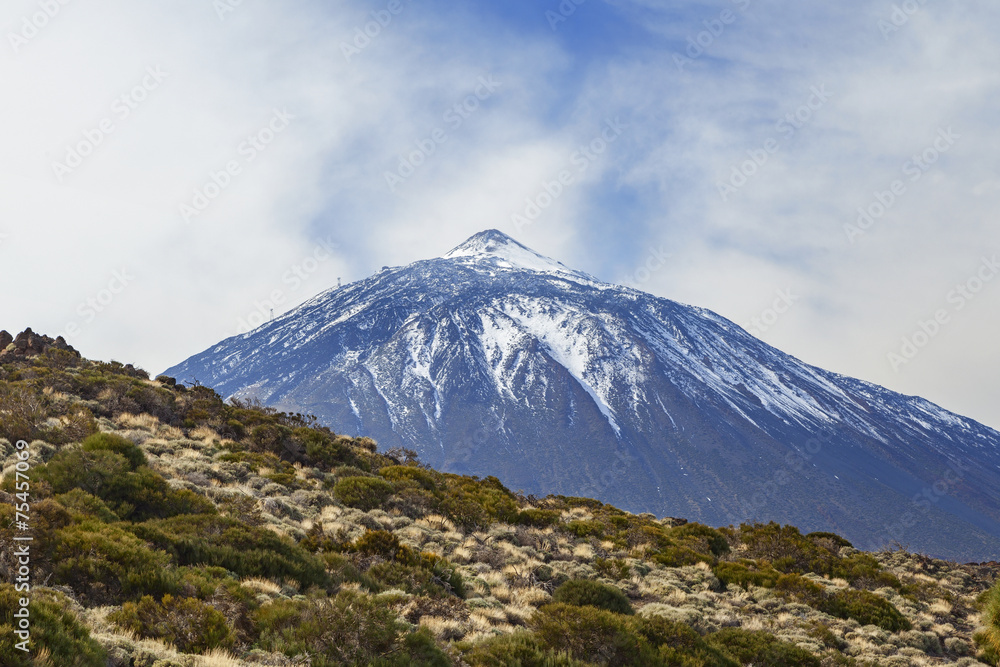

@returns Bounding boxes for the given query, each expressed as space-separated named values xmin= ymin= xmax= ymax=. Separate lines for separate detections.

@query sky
xmin=2 ymin=0 xmax=999 ymax=430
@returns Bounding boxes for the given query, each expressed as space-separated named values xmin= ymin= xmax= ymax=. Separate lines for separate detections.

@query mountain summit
xmin=165 ymin=231 xmax=1000 ymax=560
xmin=442 ymin=229 xmax=588 ymax=278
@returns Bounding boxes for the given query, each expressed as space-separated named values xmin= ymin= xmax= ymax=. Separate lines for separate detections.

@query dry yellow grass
xmin=240 ymin=577 xmax=282 ymax=595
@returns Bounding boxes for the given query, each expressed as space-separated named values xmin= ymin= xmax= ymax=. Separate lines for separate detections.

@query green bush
xmin=552 ymin=579 xmax=634 ymax=615
xmin=376 ymin=627 xmax=452 ymax=667
xmin=334 ymin=476 xmax=394 ymax=511
xmin=633 ymin=615 xmax=738 ymax=667
xmin=829 ymin=589 xmax=911 ymax=632
xmin=714 ymin=560 xmax=780 ymax=589
xmin=52 ymin=521 xmax=176 ymax=605
xmin=564 ymin=519 xmax=604 ymax=539
xmin=530 ymin=603 xmax=653 ymax=666
xmin=128 ymin=514 xmax=328 ymax=589
xmin=737 ymin=522 xmax=834 ymax=575
xmin=706 ymin=628 xmax=821 ymax=667
xmin=34 ymin=447 xmax=215 ymax=521
xmin=254 ymin=590 xmax=407 ymax=667
xmin=438 ymin=474 xmax=520 ymax=529
xmin=976 ymin=581 xmax=1000 ymax=665
xmin=81 ymin=432 xmax=147 ymax=469
xmin=595 ymin=557 xmax=631 ymax=581
xmin=0 ymin=585 xmax=106 ymax=667
xmin=380 ymin=465 xmax=440 ymax=491
xmin=55 ymin=489 xmax=119 ymax=523
xmin=355 ymin=530 xmax=416 ymax=563
xmin=461 ymin=631 xmax=588 ymax=666
xmin=369 ymin=553 xmax=466 ymax=599
xmin=670 ymin=523 xmax=730 ymax=557
xmin=515 ymin=508 xmax=562 ymax=528
xmin=109 ymin=594 xmax=235 ymax=654
xmin=775 ymin=573 xmax=911 ymax=632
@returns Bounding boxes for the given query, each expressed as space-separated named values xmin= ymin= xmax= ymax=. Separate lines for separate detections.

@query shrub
xmin=595 ymin=557 xmax=631 ymax=581
xmin=438 ymin=474 xmax=519 ymax=529
xmin=714 ymin=560 xmax=780 ymax=589
xmin=52 ymin=521 xmax=176 ymax=605
xmin=530 ymin=603 xmax=653 ymax=666
xmin=81 ymin=431 xmax=147 ymax=469
xmin=377 ymin=627 xmax=452 ymax=667
xmin=33 ymin=448 xmax=215 ymax=521
xmin=515 ymin=508 xmax=562 ymax=528
xmin=0 ymin=585 xmax=106 ymax=667
xmin=461 ymin=631 xmax=588 ymax=666
xmin=552 ymin=579 xmax=634 ymax=615
xmin=0 ymin=382 xmax=46 ymax=442
xmin=564 ymin=519 xmax=604 ymax=539
xmin=334 ymin=476 xmax=394 ymax=511
xmin=129 ymin=514 xmax=328 ymax=590
xmin=832 ymin=552 xmax=904 ymax=591
xmin=706 ymin=628 xmax=821 ymax=667
xmin=976 ymin=581 xmax=1000 ymax=665
xmin=369 ymin=553 xmax=466 ymax=599
xmin=671 ymin=523 xmax=730 ymax=557
xmin=774 ymin=573 xmax=828 ymax=609
xmin=829 ymin=589 xmax=911 ymax=632
xmin=109 ymin=594 xmax=235 ymax=654
xmin=775 ymin=573 xmax=911 ymax=632
xmin=738 ymin=522 xmax=833 ymax=575
xmin=380 ymin=465 xmax=440 ymax=491
xmin=355 ymin=530 xmax=416 ymax=563
xmin=55 ymin=489 xmax=119 ymax=523
xmin=254 ymin=590 xmax=407 ymax=667
xmin=633 ymin=615 xmax=738 ymax=667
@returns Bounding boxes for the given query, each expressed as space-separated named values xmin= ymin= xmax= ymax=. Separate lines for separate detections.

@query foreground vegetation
xmin=0 ymin=336 xmax=998 ymax=666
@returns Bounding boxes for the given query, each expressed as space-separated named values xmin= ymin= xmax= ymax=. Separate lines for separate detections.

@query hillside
xmin=2 ymin=331 xmax=999 ymax=666
xmin=164 ymin=230 xmax=1000 ymax=562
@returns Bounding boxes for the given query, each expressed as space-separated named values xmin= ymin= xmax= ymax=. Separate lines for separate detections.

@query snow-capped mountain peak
xmin=443 ymin=229 xmax=587 ymax=279
xmin=166 ymin=230 xmax=1000 ymax=561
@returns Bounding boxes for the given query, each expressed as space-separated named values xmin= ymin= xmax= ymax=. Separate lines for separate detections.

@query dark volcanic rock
xmin=0 ymin=328 xmax=80 ymax=360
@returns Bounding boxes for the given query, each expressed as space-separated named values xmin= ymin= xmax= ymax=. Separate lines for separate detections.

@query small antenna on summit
xmin=337 ymin=277 xmax=342 ymax=288
xmin=270 ymin=309 xmax=274 ymax=321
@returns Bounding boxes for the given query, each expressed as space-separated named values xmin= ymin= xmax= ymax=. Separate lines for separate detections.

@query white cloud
xmin=3 ymin=0 xmax=998 ymax=430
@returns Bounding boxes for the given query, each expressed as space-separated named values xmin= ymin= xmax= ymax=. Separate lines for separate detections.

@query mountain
xmin=165 ymin=230 xmax=1000 ymax=561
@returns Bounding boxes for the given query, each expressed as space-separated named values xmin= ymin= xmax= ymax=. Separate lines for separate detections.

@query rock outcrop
xmin=0 ymin=327 xmax=80 ymax=359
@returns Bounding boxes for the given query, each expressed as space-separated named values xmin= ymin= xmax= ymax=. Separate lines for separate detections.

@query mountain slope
xmin=165 ymin=230 xmax=1000 ymax=561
